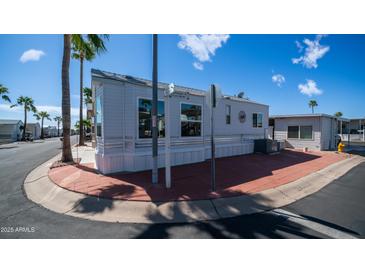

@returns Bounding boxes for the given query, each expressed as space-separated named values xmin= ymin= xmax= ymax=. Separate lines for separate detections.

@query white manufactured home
xmin=0 ymin=119 xmax=23 ymax=144
xmin=91 ymin=69 xmax=269 ymax=174
xmin=26 ymin=123 xmax=41 ymax=139
xmin=269 ymin=114 xmax=340 ymax=151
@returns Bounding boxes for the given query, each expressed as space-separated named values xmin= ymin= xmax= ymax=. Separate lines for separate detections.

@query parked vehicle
xmin=24 ymin=132 xmax=34 ymax=141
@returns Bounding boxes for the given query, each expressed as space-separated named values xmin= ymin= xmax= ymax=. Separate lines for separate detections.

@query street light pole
xmin=210 ymin=84 xmax=216 ymax=192
xmin=152 ymin=34 xmax=158 ymax=184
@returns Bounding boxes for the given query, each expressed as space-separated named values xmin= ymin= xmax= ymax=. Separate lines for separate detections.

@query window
xmin=252 ymin=113 xmax=263 ymax=128
xmin=288 ymin=125 xmax=313 ymax=140
xmin=226 ymin=105 xmax=231 ymax=124
xmin=300 ymin=126 xmax=313 ymax=139
xmin=288 ymin=126 xmax=299 ymax=139
xmin=96 ymin=96 xmax=102 ymax=137
xmin=181 ymin=103 xmax=202 ymax=137
xmin=138 ymin=98 xmax=165 ymax=138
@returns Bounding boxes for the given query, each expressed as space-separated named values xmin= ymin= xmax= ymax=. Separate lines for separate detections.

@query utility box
xmin=254 ymin=139 xmax=279 ymax=154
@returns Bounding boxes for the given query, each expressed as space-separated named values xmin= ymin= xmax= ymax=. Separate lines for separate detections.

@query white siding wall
xmin=0 ymin=122 xmax=22 ymax=143
xmin=320 ymin=116 xmax=338 ymax=150
xmin=94 ymin=77 xmax=268 ymax=174
xmin=273 ymin=117 xmax=322 ymax=150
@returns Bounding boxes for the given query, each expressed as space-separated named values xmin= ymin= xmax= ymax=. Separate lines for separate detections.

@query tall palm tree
xmin=34 ymin=111 xmax=51 ymax=139
xmin=0 ymin=84 xmax=11 ymax=103
xmin=10 ymin=96 xmax=37 ymax=141
xmin=308 ymin=100 xmax=318 ymax=114
xmin=83 ymin=87 xmax=93 ymax=134
xmin=83 ymin=87 xmax=92 ymax=105
xmin=61 ymin=34 xmax=73 ymax=162
xmin=72 ymin=34 xmax=109 ymax=146
xmin=334 ymin=111 xmax=343 ymax=118
xmin=75 ymin=119 xmax=92 ymax=132
xmin=54 ymin=116 xmax=62 ymax=137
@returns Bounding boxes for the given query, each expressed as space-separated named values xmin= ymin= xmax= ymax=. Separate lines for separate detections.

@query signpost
xmin=208 ymin=84 xmax=222 ymax=192
xmin=164 ymin=83 xmax=175 ymax=188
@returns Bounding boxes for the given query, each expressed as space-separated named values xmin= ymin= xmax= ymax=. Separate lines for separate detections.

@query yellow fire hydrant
xmin=338 ymin=142 xmax=345 ymax=153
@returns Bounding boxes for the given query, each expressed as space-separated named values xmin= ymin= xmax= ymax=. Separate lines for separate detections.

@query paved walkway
xmin=49 ymin=150 xmax=346 ymax=202
xmin=24 ymin=152 xmax=364 ymax=224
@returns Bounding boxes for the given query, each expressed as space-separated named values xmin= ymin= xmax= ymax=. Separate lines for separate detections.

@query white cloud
xmin=20 ymin=49 xmax=45 ymax=63
xmin=272 ymin=74 xmax=285 ymax=87
xmin=298 ymin=79 xmax=323 ymax=96
xmin=292 ymin=35 xmax=329 ymax=69
xmin=37 ymin=105 xmax=85 ymax=117
xmin=295 ymin=40 xmax=303 ymax=52
xmin=0 ymin=104 xmax=83 ymax=117
xmin=1 ymin=103 xmax=86 ymax=128
xmin=193 ymin=62 xmax=204 ymax=70
xmin=178 ymin=34 xmax=230 ymax=70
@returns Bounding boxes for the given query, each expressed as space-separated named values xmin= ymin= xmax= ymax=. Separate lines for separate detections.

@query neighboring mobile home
xmin=26 ymin=123 xmax=41 ymax=139
xmin=0 ymin=119 xmax=23 ymax=144
xmin=91 ymin=69 xmax=269 ymax=174
xmin=43 ymin=126 xmax=58 ymax=138
xmin=269 ymin=114 xmax=339 ymax=151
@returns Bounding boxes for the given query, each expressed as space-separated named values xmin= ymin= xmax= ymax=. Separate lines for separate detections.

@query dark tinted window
xmin=138 ymin=98 xmax=165 ymax=138
xmin=288 ymin=126 xmax=299 ymax=138
xmin=180 ymin=103 xmax=202 ymax=137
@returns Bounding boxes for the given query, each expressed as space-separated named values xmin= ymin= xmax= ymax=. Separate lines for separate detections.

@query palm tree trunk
xmin=40 ymin=118 xmax=44 ymax=139
xmin=57 ymin=122 xmax=60 ymax=137
xmin=61 ymin=34 xmax=73 ymax=162
xmin=312 ymin=106 xmax=314 ymax=114
xmin=79 ymin=56 xmax=84 ymax=146
xmin=22 ymin=105 xmax=27 ymax=141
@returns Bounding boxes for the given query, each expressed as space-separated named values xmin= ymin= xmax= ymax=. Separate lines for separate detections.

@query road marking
xmin=272 ymin=209 xmax=357 ymax=239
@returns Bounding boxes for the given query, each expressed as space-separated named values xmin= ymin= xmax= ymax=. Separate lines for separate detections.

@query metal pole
xmin=152 ymin=34 xmax=158 ymax=184
xmin=164 ymin=90 xmax=171 ymax=188
xmin=210 ymin=84 xmax=216 ymax=192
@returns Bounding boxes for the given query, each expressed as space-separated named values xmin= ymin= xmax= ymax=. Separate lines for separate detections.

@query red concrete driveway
xmin=49 ymin=150 xmax=346 ymax=202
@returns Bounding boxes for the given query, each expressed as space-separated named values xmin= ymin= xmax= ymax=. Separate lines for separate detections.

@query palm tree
xmin=10 ymin=96 xmax=37 ymax=141
xmin=72 ymin=35 xmax=108 ymax=146
xmin=34 ymin=111 xmax=51 ymax=139
xmin=0 ymin=84 xmax=11 ymax=103
xmin=308 ymin=100 xmax=318 ymax=114
xmin=75 ymin=119 xmax=92 ymax=135
xmin=83 ymin=87 xmax=93 ymax=134
xmin=334 ymin=111 xmax=343 ymax=118
xmin=61 ymin=34 xmax=73 ymax=162
xmin=83 ymin=87 xmax=92 ymax=105
xmin=54 ymin=116 xmax=62 ymax=137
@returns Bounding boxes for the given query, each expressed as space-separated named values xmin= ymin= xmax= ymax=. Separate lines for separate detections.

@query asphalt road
xmin=0 ymin=138 xmax=364 ymax=239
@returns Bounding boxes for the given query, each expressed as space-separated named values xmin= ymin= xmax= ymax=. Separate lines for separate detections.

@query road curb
xmin=23 ymin=153 xmax=364 ymax=224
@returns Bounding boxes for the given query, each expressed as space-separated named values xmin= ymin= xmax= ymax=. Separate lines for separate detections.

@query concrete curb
xmin=23 ymin=153 xmax=364 ymax=224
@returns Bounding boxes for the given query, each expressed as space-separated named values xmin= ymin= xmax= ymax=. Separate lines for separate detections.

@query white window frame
xmin=180 ymin=101 xmax=203 ymax=138
xmin=136 ymin=96 xmax=165 ymax=141
xmin=287 ymin=125 xmax=314 ymax=140
xmin=252 ymin=112 xmax=263 ymax=128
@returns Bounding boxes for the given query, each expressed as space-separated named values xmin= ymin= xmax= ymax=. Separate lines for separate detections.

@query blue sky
xmin=0 ymin=34 xmax=364 ymax=127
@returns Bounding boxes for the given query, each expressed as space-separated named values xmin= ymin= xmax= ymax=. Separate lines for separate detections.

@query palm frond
xmin=1 ymin=95 xmax=11 ymax=103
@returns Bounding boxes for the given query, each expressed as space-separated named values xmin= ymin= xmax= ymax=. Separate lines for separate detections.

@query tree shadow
xmin=51 ymin=149 xmax=327 ymax=203
xmin=74 ymin=196 xmax=114 ymax=214
xmin=105 ymin=149 xmax=322 ymax=202
xmin=0 ymin=146 xmax=18 ymax=149
xmin=131 ymin=192 xmax=329 ymax=239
